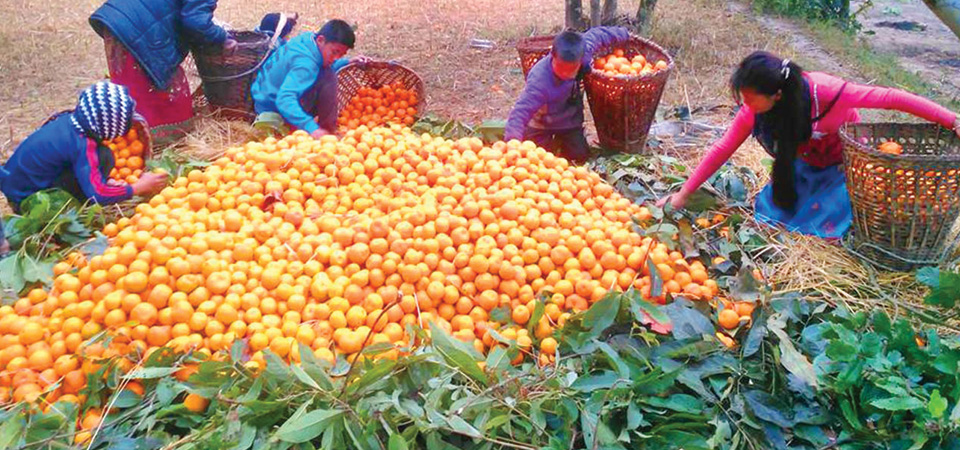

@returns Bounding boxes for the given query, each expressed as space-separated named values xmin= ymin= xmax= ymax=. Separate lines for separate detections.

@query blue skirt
xmin=754 ymin=160 xmax=852 ymax=239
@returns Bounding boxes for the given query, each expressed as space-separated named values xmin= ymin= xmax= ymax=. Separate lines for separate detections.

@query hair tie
xmin=781 ymin=59 xmax=791 ymax=79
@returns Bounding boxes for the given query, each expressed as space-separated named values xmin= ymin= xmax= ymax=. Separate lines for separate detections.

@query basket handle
xmin=269 ymin=14 xmax=288 ymax=50
xmin=199 ymin=15 xmax=288 ymax=84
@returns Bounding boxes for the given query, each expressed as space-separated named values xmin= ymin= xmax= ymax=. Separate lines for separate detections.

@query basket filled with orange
xmin=103 ymin=118 xmax=152 ymax=185
xmin=840 ymin=122 xmax=960 ymax=270
xmin=584 ymin=36 xmax=674 ymax=153
xmin=336 ymin=61 xmax=425 ymax=131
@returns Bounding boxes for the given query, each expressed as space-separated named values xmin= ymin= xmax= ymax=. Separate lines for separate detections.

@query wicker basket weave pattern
xmin=583 ymin=36 xmax=674 ymax=153
xmin=840 ymin=122 xmax=960 ymax=270
xmin=516 ymin=35 xmax=555 ymax=79
xmin=192 ymin=31 xmax=273 ymax=121
xmin=336 ymin=62 xmax=426 ymax=118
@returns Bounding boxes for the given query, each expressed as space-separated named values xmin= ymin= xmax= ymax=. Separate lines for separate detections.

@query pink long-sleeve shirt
xmin=681 ymin=71 xmax=957 ymax=197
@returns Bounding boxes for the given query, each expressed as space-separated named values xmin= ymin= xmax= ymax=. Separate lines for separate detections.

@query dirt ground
xmin=852 ymin=0 xmax=960 ymax=103
xmin=0 ymin=0 xmax=953 ymax=166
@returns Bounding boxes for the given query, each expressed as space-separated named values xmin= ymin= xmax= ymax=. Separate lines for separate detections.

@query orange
xmin=512 ymin=305 xmax=531 ymax=325
xmin=718 ymin=309 xmax=740 ymax=330
xmin=183 ymin=393 xmax=210 ymax=413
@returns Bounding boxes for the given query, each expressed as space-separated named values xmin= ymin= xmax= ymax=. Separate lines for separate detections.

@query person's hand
xmin=953 ymin=117 xmax=960 ymax=139
xmin=310 ymin=128 xmax=331 ymax=139
xmin=656 ymin=192 xmax=687 ymax=210
xmin=352 ymin=55 xmax=372 ymax=66
xmin=223 ymin=38 xmax=238 ymax=54
xmin=132 ymin=172 xmax=168 ymax=196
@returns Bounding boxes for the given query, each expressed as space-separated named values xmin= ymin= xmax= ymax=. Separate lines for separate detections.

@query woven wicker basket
xmin=840 ymin=122 xmax=960 ymax=271
xmin=192 ymin=31 xmax=273 ymax=121
xmin=584 ymin=35 xmax=674 ymax=153
xmin=516 ymin=35 xmax=555 ymax=79
xmin=336 ymin=61 xmax=426 ymax=118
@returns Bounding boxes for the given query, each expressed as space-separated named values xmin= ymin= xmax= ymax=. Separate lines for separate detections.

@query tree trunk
xmin=601 ymin=0 xmax=618 ymax=25
xmin=590 ymin=0 xmax=602 ymax=27
xmin=635 ymin=0 xmax=659 ymax=33
xmin=921 ymin=0 xmax=960 ymax=40
xmin=565 ymin=0 xmax=586 ymax=30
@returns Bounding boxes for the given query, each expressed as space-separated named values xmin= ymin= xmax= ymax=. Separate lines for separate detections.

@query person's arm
xmin=504 ymin=79 xmax=548 ymax=141
xmin=180 ymin=0 xmax=228 ymax=44
xmin=74 ymin=140 xmax=133 ymax=204
xmin=276 ymin=60 xmax=322 ymax=133
xmin=675 ymin=108 xmax=755 ymax=202
xmin=580 ymin=26 xmax=631 ymax=65
xmin=841 ymin=82 xmax=957 ymax=129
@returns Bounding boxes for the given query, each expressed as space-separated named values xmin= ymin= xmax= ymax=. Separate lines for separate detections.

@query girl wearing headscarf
xmin=658 ymin=51 xmax=960 ymax=239
xmin=0 ymin=81 xmax=168 ymax=212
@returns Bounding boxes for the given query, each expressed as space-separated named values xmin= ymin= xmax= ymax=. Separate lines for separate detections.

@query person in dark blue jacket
xmin=504 ymin=27 xmax=630 ymax=164
xmin=89 ymin=0 xmax=236 ymax=139
xmin=252 ymin=19 xmax=367 ymax=138
xmin=0 ymin=82 xmax=168 ymax=213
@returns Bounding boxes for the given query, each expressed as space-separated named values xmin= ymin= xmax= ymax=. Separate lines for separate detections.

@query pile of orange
xmin=337 ymin=82 xmax=419 ymax=131
xmin=593 ymin=49 xmax=668 ymax=77
xmin=104 ymin=128 xmax=147 ymax=184
xmin=0 ymin=125 xmax=717 ymax=410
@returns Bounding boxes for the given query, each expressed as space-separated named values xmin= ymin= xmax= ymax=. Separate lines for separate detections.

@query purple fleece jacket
xmin=504 ymin=26 xmax=630 ymax=140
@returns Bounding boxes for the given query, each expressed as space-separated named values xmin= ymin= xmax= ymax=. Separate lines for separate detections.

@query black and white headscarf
xmin=70 ymin=81 xmax=136 ymax=141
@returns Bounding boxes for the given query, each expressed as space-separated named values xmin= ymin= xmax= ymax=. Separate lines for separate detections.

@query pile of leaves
xmin=0 ymin=190 xmax=106 ymax=297
xmin=3 ymin=281 xmax=959 ymax=449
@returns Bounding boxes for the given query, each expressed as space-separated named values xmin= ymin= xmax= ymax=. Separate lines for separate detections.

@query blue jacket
xmin=251 ymin=32 xmax=348 ymax=134
xmin=90 ymin=0 xmax=227 ymax=90
xmin=504 ymin=26 xmax=630 ymax=140
xmin=0 ymin=114 xmax=133 ymax=206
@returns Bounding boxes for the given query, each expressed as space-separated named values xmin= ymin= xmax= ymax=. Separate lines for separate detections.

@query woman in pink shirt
xmin=659 ymin=51 xmax=960 ymax=238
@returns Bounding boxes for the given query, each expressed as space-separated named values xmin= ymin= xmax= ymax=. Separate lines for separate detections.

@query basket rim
xmin=840 ymin=122 xmax=960 ymax=163
xmin=516 ymin=34 xmax=556 ymax=51
xmin=587 ymin=34 xmax=675 ymax=81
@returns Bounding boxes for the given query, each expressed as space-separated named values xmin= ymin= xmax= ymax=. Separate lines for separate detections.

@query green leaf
xmin=345 ymin=358 xmax=397 ymax=397
xmin=643 ymin=394 xmax=704 ymax=414
xmin=111 ymin=388 xmax=142 ymax=409
xmin=928 ymin=390 xmax=948 ymax=418
xmin=870 ymin=396 xmax=924 ymax=411
xmin=581 ymin=293 xmax=620 ymax=337
xmin=276 ymin=408 xmax=343 ymax=443
xmin=298 ymin=343 xmax=335 ymax=390
xmin=446 ymin=415 xmax=482 ymax=439
xmin=826 ymin=340 xmax=857 ymax=362
xmin=429 ymin=323 xmax=488 ymax=386
xmin=683 ymin=189 xmax=718 ymax=213
xmin=526 ymin=299 xmax=545 ymax=336
xmin=290 ymin=363 xmax=322 ymax=390
xmin=571 ymin=370 xmax=620 ymax=392
xmin=768 ymin=314 xmax=818 ymax=389
xmin=0 ymin=410 xmax=25 ymax=449
xmin=388 ymin=434 xmax=410 ymax=450
xmin=646 ymin=257 xmax=663 ymax=299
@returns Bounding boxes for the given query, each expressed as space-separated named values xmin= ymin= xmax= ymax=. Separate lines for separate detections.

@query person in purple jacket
xmin=504 ymin=27 xmax=630 ymax=164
